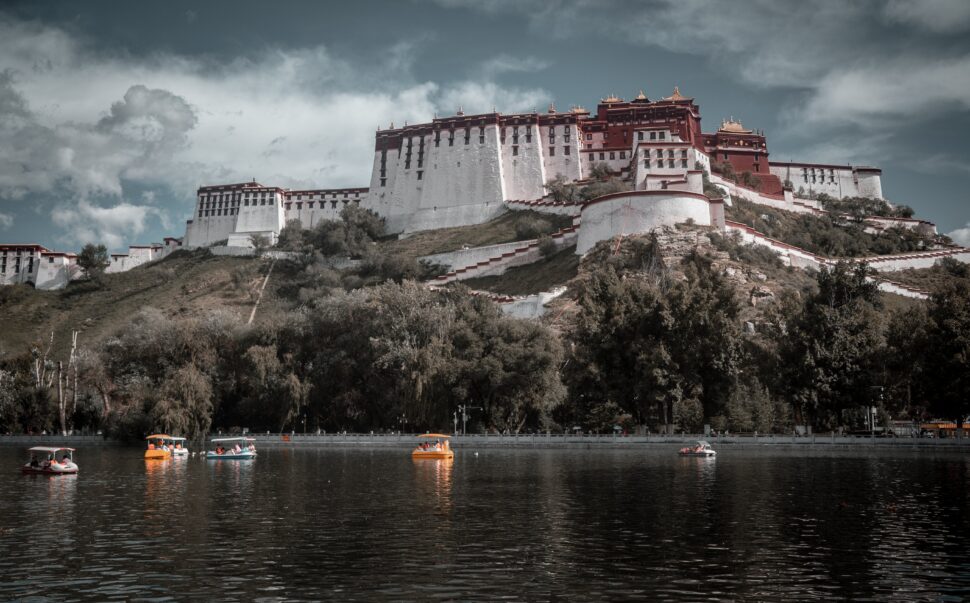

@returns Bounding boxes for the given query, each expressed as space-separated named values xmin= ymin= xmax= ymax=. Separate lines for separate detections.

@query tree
xmin=77 ymin=244 xmax=109 ymax=281
xmin=154 ymin=364 xmax=213 ymax=441
xmin=250 ymin=233 xmax=270 ymax=254
xmin=544 ymin=174 xmax=579 ymax=203
xmin=277 ymin=219 xmax=306 ymax=251
xmin=778 ymin=262 xmax=884 ymax=430
xmin=925 ymin=283 xmax=970 ymax=434
xmin=588 ymin=162 xmax=612 ymax=181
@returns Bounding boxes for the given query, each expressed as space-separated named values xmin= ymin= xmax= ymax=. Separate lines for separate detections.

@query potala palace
xmin=182 ymin=87 xmax=884 ymax=247
xmin=4 ymin=86 xmax=968 ymax=300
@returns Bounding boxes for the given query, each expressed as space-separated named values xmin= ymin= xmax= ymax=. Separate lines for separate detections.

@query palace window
xmin=609 ymin=152 xmax=615 ymax=160
xmin=525 ymin=132 xmax=532 ymax=143
xmin=309 ymin=201 xmax=314 ymax=209
xmin=638 ymin=132 xmax=643 ymax=141
xmin=681 ymin=149 xmax=688 ymax=158
xmin=650 ymin=132 xmax=656 ymax=140
xmin=464 ymin=128 xmax=470 ymax=144
xmin=549 ymin=146 xmax=555 ymax=157
xmin=645 ymin=159 xmax=650 ymax=169
xmin=435 ymin=131 xmax=440 ymax=147
xmin=657 ymin=160 xmax=663 ymax=168
xmin=754 ymin=163 xmax=760 ymax=172
xmin=512 ymin=146 xmax=518 ymax=156
xmin=586 ymin=133 xmax=592 ymax=140
xmin=285 ymin=203 xmax=291 ymax=210
xmin=723 ymin=153 xmax=728 ymax=160
xmin=656 ymin=149 xmax=663 ymax=158
xmin=659 ymin=132 xmax=666 ymax=140
xmin=681 ymin=159 xmax=688 ymax=168
xmin=668 ymin=159 xmax=674 ymax=168
xmin=417 ymin=171 xmax=423 ymax=180
xmin=668 ymin=149 xmax=674 ymax=158
xmin=564 ymin=132 xmax=570 ymax=143
xmin=599 ymin=152 xmax=605 ymax=160
xmin=619 ymin=151 xmax=626 ymax=159
xmin=564 ymin=146 xmax=570 ymax=156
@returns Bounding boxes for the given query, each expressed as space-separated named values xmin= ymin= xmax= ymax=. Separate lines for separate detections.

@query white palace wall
xmin=577 ymin=191 xmax=719 ymax=255
xmin=500 ymin=123 xmax=547 ymax=202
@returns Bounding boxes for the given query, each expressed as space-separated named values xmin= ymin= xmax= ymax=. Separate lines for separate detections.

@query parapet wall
xmin=576 ymin=190 xmax=720 ymax=254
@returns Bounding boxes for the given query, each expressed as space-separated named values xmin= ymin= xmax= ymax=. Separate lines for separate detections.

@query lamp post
xmin=457 ymin=404 xmax=482 ymax=435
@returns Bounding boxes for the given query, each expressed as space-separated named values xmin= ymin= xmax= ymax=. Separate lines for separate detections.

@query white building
xmin=0 ymin=244 xmax=81 ymax=290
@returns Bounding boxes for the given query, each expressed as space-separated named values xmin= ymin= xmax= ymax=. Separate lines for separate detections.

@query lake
xmin=1 ymin=445 xmax=968 ymax=601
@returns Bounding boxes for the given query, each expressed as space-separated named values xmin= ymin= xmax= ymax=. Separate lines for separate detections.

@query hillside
xmin=0 ymin=250 xmax=267 ymax=359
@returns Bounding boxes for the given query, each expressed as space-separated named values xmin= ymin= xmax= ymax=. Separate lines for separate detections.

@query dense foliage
xmin=2 ymin=225 xmax=969 ymax=439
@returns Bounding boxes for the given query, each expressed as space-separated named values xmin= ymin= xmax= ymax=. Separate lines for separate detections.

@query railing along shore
xmin=5 ymin=432 xmax=966 ymax=449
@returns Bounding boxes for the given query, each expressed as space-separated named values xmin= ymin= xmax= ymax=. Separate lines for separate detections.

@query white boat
xmin=22 ymin=446 xmax=79 ymax=475
xmin=206 ymin=437 xmax=257 ymax=460
xmin=170 ymin=436 xmax=189 ymax=457
xmin=679 ymin=440 xmax=717 ymax=457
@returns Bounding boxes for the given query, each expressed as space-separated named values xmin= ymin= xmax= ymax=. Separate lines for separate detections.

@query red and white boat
xmin=678 ymin=440 xmax=717 ymax=457
xmin=21 ymin=446 xmax=79 ymax=475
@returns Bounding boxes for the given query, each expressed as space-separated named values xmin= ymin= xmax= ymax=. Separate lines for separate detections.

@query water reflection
xmin=0 ymin=447 xmax=968 ymax=601
xmin=412 ymin=457 xmax=454 ymax=514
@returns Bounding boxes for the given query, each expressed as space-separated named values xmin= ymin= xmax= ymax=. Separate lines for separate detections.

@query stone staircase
xmin=430 ymin=224 xmax=580 ymax=285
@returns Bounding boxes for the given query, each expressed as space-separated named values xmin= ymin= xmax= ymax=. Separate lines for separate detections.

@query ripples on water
xmin=0 ymin=446 xmax=968 ymax=601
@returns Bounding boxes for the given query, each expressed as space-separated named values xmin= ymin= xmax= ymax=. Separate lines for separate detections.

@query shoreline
xmin=2 ymin=433 xmax=969 ymax=450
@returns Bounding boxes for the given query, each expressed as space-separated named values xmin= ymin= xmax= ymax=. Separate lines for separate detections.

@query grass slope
xmin=381 ymin=210 xmax=573 ymax=260
xmin=0 ymin=250 xmax=265 ymax=359
xmin=462 ymin=245 xmax=580 ymax=296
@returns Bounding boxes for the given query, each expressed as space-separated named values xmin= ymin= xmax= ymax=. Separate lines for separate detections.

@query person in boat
xmin=148 ymin=442 xmax=155 ymax=450
xmin=30 ymin=454 xmax=39 ymax=468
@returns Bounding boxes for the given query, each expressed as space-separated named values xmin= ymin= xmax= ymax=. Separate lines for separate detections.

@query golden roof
xmin=719 ymin=117 xmax=752 ymax=134
xmin=635 ymin=89 xmax=647 ymax=101
xmin=602 ymin=93 xmax=623 ymax=103
xmin=664 ymin=86 xmax=689 ymax=101
xmin=547 ymin=102 xmax=557 ymax=114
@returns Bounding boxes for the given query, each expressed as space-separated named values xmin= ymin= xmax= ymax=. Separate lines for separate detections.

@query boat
xmin=206 ymin=437 xmax=257 ymax=460
xmin=21 ymin=447 xmax=78 ymax=475
xmin=679 ymin=440 xmax=717 ymax=457
xmin=412 ymin=433 xmax=454 ymax=460
xmin=145 ymin=434 xmax=174 ymax=460
xmin=170 ymin=436 xmax=189 ymax=457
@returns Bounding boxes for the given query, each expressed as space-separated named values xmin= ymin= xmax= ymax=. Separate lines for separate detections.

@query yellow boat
xmin=412 ymin=433 xmax=454 ymax=460
xmin=144 ymin=434 xmax=173 ymax=460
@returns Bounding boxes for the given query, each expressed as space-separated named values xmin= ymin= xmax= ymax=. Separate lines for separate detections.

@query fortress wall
xmin=577 ymin=191 xmax=715 ymax=255
xmin=769 ymin=162 xmax=884 ymax=200
xmin=504 ymin=199 xmax=581 ymax=216
xmin=184 ymin=214 xmax=237 ymax=247
xmin=35 ymin=259 xmax=78 ymax=290
xmin=855 ymin=169 xmax=883 ymax=199
xmin=500 ymin=123 xmax=546 ymax=203
xmin=540 ymin=123 xmax=583 ymax=183
xmin=724 ymin=221 xmax=826 ymax=269
xmin=377 ymin=126 xmax=507 ymax=234
xmin=860 ymin=250 xmax=970 ymax=272
xmin=235 ymin=192 xmax=285 ymax=235
xmin=368 ymin=147 xmax=402 ymax=231
xmin=875 ymin=280 xmax=929 ymax=300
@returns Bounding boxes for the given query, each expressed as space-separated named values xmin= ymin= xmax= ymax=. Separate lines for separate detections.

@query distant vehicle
xmin=22 ymin=446 xmax=78 ymax=475
xmin=412 ymin=433 xmax=454 ymax=460
xmin=678 ymin=440 xmax=717 ymax=457
xmin=206 ymin=437 xmax=257 ymax=460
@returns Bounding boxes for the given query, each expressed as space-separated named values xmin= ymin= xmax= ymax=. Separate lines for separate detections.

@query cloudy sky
xmin=2 ymin=0 xmax=969 ymax=250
